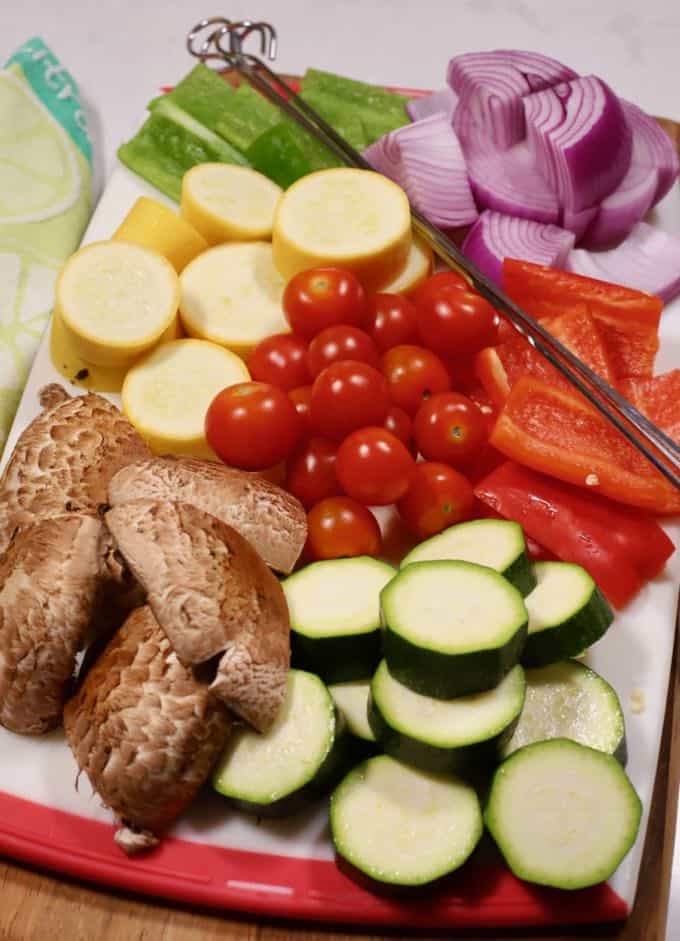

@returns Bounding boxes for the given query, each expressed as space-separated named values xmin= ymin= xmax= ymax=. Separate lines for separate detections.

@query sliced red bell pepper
xmin=594 ymin=315 xmax=659 ymax=381
xmin=542 ymin=306 xmax=616 ymax=387
xmin=489 ymin=376 xmax=680 ymax=514
xmin=621 ymin=370 xmax=680 ymax=445
xmin=474 ymin=461 xmax=676 ymax=608
xmin=503 ymin=258 xmax=663 ymax=327
xmin=474 ymin=328 xmax=569 ymax=410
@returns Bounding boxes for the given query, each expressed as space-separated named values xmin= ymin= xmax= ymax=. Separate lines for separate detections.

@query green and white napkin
xmin=0 ymin=38 xmax=93 ymax=449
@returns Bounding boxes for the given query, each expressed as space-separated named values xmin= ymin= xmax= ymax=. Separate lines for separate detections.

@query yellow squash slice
xmin=181 ymin=164 xmax=283 ymax=244
xmin=55 ymin=240 xmax=180 ymax=368
xmin=381 ymin=232 xmax=434 ymax=294
xmin=272 ymin=168 xmax=411 ymax=291
xmin=112 ymin=196 xmax=208 ymax=273
xmin=179 ymin=241 xmax=288 ymax=357
xmin=122 ymin=338 xmax=250 ymax=458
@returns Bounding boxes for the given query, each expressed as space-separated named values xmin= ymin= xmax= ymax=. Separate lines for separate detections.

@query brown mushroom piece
xmin=105 ymin=500 xmax=290 ymax=732
xmin=108 ymin=456 xmax=306 ymax=574
xmin=64 ymin=605 xmax=232 ymax=855
xmin=0 ymin=386 xmax=151 ymax=554
xmin=0 ymin=514 xmax=102 ymax=734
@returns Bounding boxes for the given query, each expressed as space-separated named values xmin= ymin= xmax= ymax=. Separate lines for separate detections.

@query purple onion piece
xmin=406 ymin=87 xmax=458 ymax=122
xmin=465 ymin=139 xmax=560 ymax=224
xmin=363 ymin=114 xmax=478 ymax=228
xmin=580 ymin=166 xmax=658 ymax=249
xmin=462 ymin=210 xmax=575 ymax=284
xmin=623 ymin=100 xmax=680 ymax=205
xmin=567 ymin=222 xmax=680 ymax=303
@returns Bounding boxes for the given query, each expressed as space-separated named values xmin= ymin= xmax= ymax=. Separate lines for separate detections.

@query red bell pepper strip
xmin=594 ymin=315 xmax=659 ymax=381
xmin=503 ymin=258 xmax=663 ymax=327
xmin=621 ymin=370 xmax=680 ymax=445
xmin=474 ymin=461 xmax=675 ymax=608
xmin=489 ymin=376 xmax=680 ymax=515
xmin=542 ymin=306 xmax=616 ymax=387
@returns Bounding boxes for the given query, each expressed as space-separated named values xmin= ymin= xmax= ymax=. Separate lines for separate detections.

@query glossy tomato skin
xmin=285 ymin=437 xmax=340 ymax=509
xmin=413 ymin=392 xmax=487 ymax=467
xmin=206 ymin=382 xmax=301 ymax=471
xmin=288 ymin=384 xmax=313 ymax=439
xmin=380 ymin=344 xmax=451 ymax=416
xmin=368 ymin=293 xmax=420 ymax=352
xmin=283 ymin=267 xmax=368 ymax=338
xmin=384 ymin=406 xmax=413 ymax=451
xmin=397 ymin=462 xmax=475 ymax=540
xmin=335 ymin=427 xmax=416 ymax=506
xmin=306 ymin=325 xmax=379 ymax=378
xmin=413 ymin=271 xmax=498 ymax=357
xmin=248 ymin=333 xmax=309 ymax=391
xmin=306 ymin=496 xmax=382 ymax=560
xmin=310 ymin=361 xmax=391 ymax=441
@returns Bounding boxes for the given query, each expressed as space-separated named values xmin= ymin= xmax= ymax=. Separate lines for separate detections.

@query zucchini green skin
xmin=222 ymin=706 xmax=354 ymax=818
xmin=291 ymin=628 xmax=382 ymax=683
xmin=522 ymin=585 xmax=613 ymax=667
xmin=367 ymin=691 xmax=521 ymax=773
xmin=502 ymin=550 xmax=537 ymax=598
xmin=383 ymin=621 xmax=527 ymax=699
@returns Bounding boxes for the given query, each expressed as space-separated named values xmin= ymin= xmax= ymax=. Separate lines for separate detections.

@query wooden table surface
xmin=2 ymin=117 xmax=679 ymax=941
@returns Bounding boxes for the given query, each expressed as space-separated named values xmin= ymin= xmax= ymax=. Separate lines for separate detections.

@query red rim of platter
xmin=0 ymin=75 xmax=629 ymax=928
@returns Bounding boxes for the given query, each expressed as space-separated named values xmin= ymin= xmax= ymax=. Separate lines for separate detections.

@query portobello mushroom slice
xmin=64 ymin=605 xmax=232 ymax=855
xmin=0 ymin=514 xmax=102 ymax=734
xmin=0 ymin=386 xmax=150 ymax=554
xmin=108 ymin=456 xmax=306 ymax=574
xmin=105 ymin=500 xmax=290 ymax=732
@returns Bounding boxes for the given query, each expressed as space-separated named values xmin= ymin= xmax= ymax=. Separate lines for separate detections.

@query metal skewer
xmin=187 ymin=17 xmax=680 ymax=491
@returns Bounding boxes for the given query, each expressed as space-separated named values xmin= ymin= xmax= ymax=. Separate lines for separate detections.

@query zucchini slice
xmin=369 ymin=660 xmax=525 ymax=772
xmin=502 ymin=660 xmax=627 ymax=764
xmin=329 ymin=680 xmax=376 ymax=743
xmin=330 ymin=754 xmax=483 ymax=886
xmin=485 ymin=739 xmax=642 ymax=890
xmin=283 ymin=557 xmax=396 ymax=683
xmin=401 ymin=519 xmax=536 ymax=596
xmin=522 ymin=562 xmax=614 ymax=667
xmin=212 ymin=670 xmax=351 ymax=816
xmin=381 ymin=560 xmax=528 ymax=698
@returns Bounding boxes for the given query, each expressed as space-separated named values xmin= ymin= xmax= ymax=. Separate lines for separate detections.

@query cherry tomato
xmin=380 ymin=344 xmax=451 ymax=416
xmin=413 ymin=271 xmax=498 ymax=357
xmin=206 ymin=382 xmax=300 ymax=471
xmin=306 ymin=325 xmax=379 ymax=378
xmin=288 ymin=384 xmax=313 ymax=438
xmin=310 ymin=361 xmax=391 ymax=441
xmin=248 ymin=333 xmax=309 ymax=391
xmin=384 ymin=406 xmax=413 ymax=450
xmin=397 ymin=462 xmax=475 ymax=540
xmin=285 ymin=437 xmax=341 ymax=509
xmin=335 ymin=427 xmax=416 ymax=506
xmin=413 ymin=392 xmax=487 ymax=467
xmin=283 ymin=267 xmax=368 ymax=338
xmin=368 ymin=293 xmax=420 ymax=352
xmin=306 ymin=496 xmax=382 ymax=560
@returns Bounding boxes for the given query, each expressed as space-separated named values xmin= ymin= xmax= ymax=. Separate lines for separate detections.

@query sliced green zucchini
xmin=330 ymin=754 xmax=482 ymax=886
xmin=212 ymin=670 xmax=351 ymax=816
xmin=381 ymin=560 xmax=528 ymax=698
xmin=369 ymin=660 xmax=525 ymax=772
xmin=283 ymin=557 xmax=396 ymax=683
xmin=502 ymin=660 xmax=627 ymax=764
xmin=329 ymin=680 xmax=376 ymax=743
xmin=522 ymin=562 xmax=614 ymax=667
xmin=401 ymin=519 xmax=536 ymax=596
xmin=485 ymin=738 xmax=642 ymax=889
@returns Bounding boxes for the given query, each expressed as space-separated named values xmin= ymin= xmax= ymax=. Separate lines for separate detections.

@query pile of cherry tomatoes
xmin=205 ymin=266 xmax=500 ymax=561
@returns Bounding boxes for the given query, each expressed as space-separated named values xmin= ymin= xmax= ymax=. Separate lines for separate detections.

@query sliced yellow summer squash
xmin=112 ymin=196 xmax=208 ymax=273
xmin=382 ymin=232 xmax=434 ymax=294
xmin=122 ymin=338 xmax=250 ymax=458
xmin=181 ymin=164 xmax=283 ymax=244
xmin=272 ymin=168 xmax=411 ymax=291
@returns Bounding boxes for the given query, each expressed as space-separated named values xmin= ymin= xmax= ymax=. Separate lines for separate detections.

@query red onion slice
xmin=406 ymin=87 xmax=458 ymax=122
xmin=466 ymin=139 xmax=560 ymax=224
xmin=580 ymin=165 xmax=658 ymax=250
xmin=462 ymin=210 xmax=575 ymax=284
xmin=363 ymin=114 xmax=478 ymax=228
xmin=623 ymin=100 xmax=680 ymax=206
xmin=523 ymin=76 xmax=633 ymax=216
xmin=449 ymin=50 xmax=577 ymax=150
xmin=567 ymin=222 xmax=680 ymax=303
